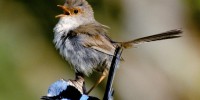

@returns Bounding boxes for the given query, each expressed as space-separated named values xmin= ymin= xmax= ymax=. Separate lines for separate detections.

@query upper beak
xmin=55 ymin=5 xmax=71 ymax=18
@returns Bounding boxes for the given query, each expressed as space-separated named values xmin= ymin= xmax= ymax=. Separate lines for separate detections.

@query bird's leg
xmin=75 ymin=72 xmax=87 ymax=94
xmin=86 ymin=69 xmax=108 ymax=94
xmin=67 ymin=74 xmax=85 ymax=94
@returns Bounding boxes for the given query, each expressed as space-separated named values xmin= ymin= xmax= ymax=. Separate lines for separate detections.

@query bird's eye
xmin=74 ymin=9 xmax=79 ymax=14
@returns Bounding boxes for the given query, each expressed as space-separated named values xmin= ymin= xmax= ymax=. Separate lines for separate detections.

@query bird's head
xmin=56 ymin=0 xmax=95 ymax=25
xmin=41 ymin=79 xmax=100 ymax=100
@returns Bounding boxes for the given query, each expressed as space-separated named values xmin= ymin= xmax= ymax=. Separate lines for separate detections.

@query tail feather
xmin=121 ymin=29 xmax=182 ymax=48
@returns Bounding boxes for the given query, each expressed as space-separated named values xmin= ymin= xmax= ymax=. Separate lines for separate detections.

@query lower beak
xmin=55 ymin=14 xmax=66 ymax=18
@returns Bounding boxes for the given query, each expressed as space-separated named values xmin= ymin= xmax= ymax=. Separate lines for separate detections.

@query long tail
xmin=120 ymin=29 xmax=182 ymax=48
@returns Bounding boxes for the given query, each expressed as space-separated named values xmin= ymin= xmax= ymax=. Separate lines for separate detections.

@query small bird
xmin=41 ymin=79 xmax=100 ymax=100
xmin=54 ymin=0 xmax=182 ymax=94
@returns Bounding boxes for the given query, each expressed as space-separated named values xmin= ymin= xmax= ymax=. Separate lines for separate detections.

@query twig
xmin=103 ymin=46 xmax=123 ymax=100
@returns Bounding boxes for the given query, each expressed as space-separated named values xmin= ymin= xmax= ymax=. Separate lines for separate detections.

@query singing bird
xmin=54 ymin=0 xmax=182 ymax=94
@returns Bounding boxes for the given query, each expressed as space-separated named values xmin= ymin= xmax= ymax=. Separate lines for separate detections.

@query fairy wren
xmin=53 ymin=0 xmax=182 ymax=94
xmin=41 ymin=79 xmax=99 ymax=100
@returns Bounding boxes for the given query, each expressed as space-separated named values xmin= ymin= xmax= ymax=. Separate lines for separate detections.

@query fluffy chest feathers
xmin=53 ymin=16 xmax=84 ymax=50
xmin=54 ymin=17 xmax=80 ymax=41
xmin=53 ymin=18 xmax=115 ymax=75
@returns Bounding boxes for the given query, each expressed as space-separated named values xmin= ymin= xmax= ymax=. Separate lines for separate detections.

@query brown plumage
xmin=54 ymin=0 xmax=182 ymax=94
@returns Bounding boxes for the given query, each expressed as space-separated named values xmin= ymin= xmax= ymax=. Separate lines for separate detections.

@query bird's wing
xmin=73 ymin=24 xmax=116 ymax=56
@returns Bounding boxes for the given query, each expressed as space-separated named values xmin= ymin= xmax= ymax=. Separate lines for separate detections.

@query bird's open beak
xmin=55 ymin=5 xmax=71 ymax=18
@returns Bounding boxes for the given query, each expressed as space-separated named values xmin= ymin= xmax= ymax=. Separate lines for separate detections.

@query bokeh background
xmin=0 ymin=0 xmax=200 ymax=100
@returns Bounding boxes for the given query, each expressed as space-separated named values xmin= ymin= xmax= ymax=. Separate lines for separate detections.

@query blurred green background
xmin=0 ymin=0 xmax=200 ymax=100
